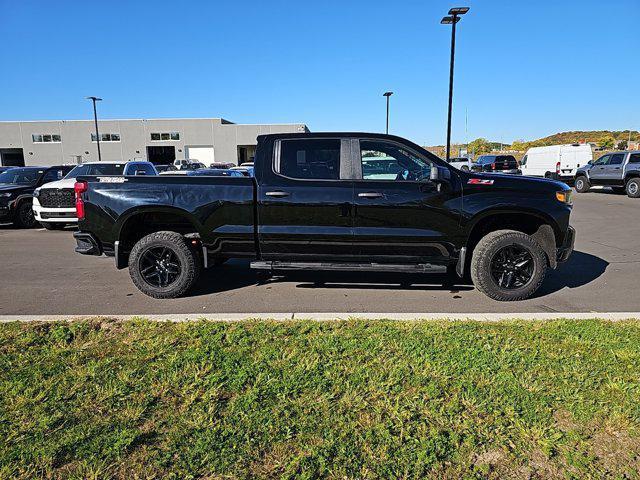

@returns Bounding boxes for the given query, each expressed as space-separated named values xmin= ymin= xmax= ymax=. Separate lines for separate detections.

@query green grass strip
xmin=1 ymin=318 xmax=639 ymax=479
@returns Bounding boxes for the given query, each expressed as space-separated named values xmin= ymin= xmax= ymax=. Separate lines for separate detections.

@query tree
xmin=617 ymin=140 xmax=628 ymax=150
xmin=468 ymin=138 xmax=492 ymax=155
xmin=600 ymin=136 xmax=614 ymax=149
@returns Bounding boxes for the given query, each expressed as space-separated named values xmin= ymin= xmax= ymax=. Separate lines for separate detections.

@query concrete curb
xmin=0 ymin=312 xmax=639 ymax=322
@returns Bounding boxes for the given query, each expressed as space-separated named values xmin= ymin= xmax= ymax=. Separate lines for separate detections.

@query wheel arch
xmin=464 ymin=208 xmax=561 ymax=272
xmin=115 ymin=206 xmax=203 ymax=269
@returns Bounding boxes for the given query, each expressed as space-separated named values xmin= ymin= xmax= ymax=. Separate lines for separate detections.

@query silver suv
xmin=574 ymin=151 xmax=640 ymax=197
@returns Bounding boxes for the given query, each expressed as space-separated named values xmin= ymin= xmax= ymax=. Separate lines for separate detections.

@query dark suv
xmin=0 ymin=165 xmax=73 ymax=227
xmin=472 ymin=155 xmax=521 ymax=175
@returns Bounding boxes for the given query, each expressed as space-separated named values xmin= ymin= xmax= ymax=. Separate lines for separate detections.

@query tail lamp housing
xmin=74 ymin=181 xmax=88 ymax=219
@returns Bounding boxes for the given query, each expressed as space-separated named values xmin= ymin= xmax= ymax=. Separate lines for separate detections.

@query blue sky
xmin=1 ymin=0 xmax=638 ymax=145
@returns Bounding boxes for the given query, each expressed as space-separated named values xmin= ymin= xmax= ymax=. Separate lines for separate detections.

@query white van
xmin=521 ymin=144 xmax=592 ymax=181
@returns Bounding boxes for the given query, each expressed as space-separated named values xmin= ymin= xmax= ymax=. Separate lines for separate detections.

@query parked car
xmin=521 ymin=144 xmax=592 ymax=182
xmin=209 ymin=162 xmax=235 ymax=169
xmin=574 ymin=151 xmax=640 ymax=197
xmin=447 ymin=157 xmax=472 ymax=171
xmin=73 ymin=132 xmax=575 ymax=302
xmin=33 ymin=161 xmax=157 ymax=230
xmin=186 ymin=169 xmax=245 ymax=177
xmin=155 ymin=164 xmax=177 ymax=173
xmin=229 ymin=165 xmax=255 ymax=177
xmin=0 ymin=166 xmax=73 ymax=227
xmin=472 ymin=155 xmax=521 ymax=174
xmin=173 ymin=159 xmax=206 ymax=171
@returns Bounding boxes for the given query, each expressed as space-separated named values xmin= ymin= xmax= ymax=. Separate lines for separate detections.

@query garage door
xmin=185 ymin=146 xmax=214 ymax=165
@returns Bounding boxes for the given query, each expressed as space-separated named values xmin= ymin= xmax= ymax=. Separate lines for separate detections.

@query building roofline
xmin=0 ymin=118 xmax=308 ymax=126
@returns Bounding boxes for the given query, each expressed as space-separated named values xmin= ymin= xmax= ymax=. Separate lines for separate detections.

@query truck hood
xmin=38 ymin=178 xmax=77 ymax=190
xmin=465 ymin=172 xmax=569 ymax=192
xmin=0 ymin=183 xmax=32 ymax=194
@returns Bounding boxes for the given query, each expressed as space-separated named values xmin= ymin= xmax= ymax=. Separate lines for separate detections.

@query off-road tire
xmin=129 ymin=231 xmax=201 ymax=299
xmin=470 ymin=229 xmax=547 ymax=301
xmin=626 ymin=178 xmax=640 ymax=198
xmin=574 ymin=176 xmax=590 ymax=193
xmin=14 ymin=201 xmax=36 ymax=228
xmin=41 ymin=222 xmax=65 ymax=230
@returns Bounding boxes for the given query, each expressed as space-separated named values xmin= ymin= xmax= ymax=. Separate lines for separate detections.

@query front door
xmin=352 ymin=138 xmax=462 ymax=263
xmin=257 ymin=138 xmax=354 ymax=260
xmin=588 ymin=155 xmax=610 ymax=184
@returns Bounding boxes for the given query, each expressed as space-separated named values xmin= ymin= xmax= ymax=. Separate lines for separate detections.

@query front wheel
xmin=14 ymin=201 xmax=37 ymax=228
xmin=128 ymin=231 xmax=201 ymax=298
xmin=574 ymin=176 xmax=590 ymax=193
xmin=626 ymin=178 xmax=640 ymax=198
xmin=471 ymin=230 xmax=547 ymax=301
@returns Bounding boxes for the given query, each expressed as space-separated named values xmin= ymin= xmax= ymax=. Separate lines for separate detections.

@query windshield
xmin=64 ymin=163 xmax=125 ymax=178
xmin=0 ymin=167 xmax=43 ymax=185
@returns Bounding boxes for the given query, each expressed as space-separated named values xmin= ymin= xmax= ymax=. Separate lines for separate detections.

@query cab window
xmin=276 ymin=139 xmax=341 ymax=180
xmin=359 ymin=140 xmax=433 ymax=182
xmin=41 ymin=169 xmax=65 ymax=184
xmin=593 ymin=155 xmax=610 ymax=165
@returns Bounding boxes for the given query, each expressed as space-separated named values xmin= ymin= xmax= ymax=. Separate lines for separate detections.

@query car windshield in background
xmin=64 ymin=164 xmax=125 ymax=178
xmin=0 ymin=167 xmax=43 ymax=185
xmin=475 ymin=156 xmax=493 ymax=165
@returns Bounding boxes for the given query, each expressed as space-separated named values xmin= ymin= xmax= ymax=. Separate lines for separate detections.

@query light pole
xmin=383 ymin=91 xmax=393 ymax=134
xmin=441 ymin=7 xmax=469 ymax=162
xmin=86 ymin=96 xmax=102 ymax=161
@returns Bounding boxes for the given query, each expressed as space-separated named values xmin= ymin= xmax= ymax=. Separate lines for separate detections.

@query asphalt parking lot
xmin=0 ymin=189 xmax=637 ymax=315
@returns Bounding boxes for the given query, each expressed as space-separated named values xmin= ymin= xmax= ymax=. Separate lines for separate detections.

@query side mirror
xmin=430 ymin=165 xmax=451 ymax=182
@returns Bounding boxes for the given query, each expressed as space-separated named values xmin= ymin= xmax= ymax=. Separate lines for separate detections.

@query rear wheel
xmin=626 ymin=178 xmax=640 ymax=198
xmin=574 ymin=176 xmax=590 ymax=193
xmin=471 ymin=230 xmax=547 ymax=301
xmin=14 ymin=201 xmax=36 ymax=228
xmin=128 ymin=231 xmax=201 ymax=298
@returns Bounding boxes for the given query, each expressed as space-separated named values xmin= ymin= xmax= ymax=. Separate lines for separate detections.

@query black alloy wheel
xmin=490 ymin=244 xmax=534 ymax=290
xmin=138 ymin=246 xmax=182 ymax=287
xmin=16 ymin=201 xmax=36 ymax=228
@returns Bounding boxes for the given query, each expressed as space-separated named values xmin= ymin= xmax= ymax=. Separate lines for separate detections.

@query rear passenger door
xmin=603 ymin=153 xmax=626 ymax=183
xmin=257 ymin=138 xmax=355 ymax=260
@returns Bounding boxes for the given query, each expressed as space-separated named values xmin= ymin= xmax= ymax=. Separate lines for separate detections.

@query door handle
xmin=265 ymin=191 xmax=290 ymax=198
xmin=358 ymin=192 xmax=383 ymax=198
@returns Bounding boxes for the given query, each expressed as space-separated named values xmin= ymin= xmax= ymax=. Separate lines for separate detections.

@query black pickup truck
xmin=74 ymin=133 xmax=575 ymax=301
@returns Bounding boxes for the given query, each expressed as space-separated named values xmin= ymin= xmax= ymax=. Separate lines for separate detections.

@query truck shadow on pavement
xmin=186 ymin=251 xmax=606 ymax=299
xmin=531 ymin=250 xmax=608 ymax=298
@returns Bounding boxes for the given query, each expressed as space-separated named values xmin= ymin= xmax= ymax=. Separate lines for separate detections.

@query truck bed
xmin=77 ymin=174 xmax=256 ymax=259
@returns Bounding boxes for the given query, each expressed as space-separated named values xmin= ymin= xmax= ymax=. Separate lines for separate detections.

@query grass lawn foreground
xmin=1 ymin=318 xmax=639 ymax=479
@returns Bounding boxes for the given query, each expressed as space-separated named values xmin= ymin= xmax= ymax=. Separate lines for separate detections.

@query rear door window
xmin=609 ymin=154 xmax=625 ymax=165
xmin=276 ymin=139 xmax=341 ymax=180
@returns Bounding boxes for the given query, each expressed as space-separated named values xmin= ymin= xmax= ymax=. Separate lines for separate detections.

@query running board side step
xmin=250 ymin=261 xmax=447 ymax=274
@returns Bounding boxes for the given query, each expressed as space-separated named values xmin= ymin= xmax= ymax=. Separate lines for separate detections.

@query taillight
xmin=74 ymin=181 xmax=88 ymax=220
xmin=556 ymin=161 xmax=561 ymax=174
xmin=492 ymin=162 xmax=496 ymax=170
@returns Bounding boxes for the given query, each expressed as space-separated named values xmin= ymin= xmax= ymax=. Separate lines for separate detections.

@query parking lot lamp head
xmin=86 ymin=96 xmax=103 ymax=161
xmin=383 ymin=92 xmax=393 ymax=134
xmin=448 ymin=7 xmax=469 ymax=15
